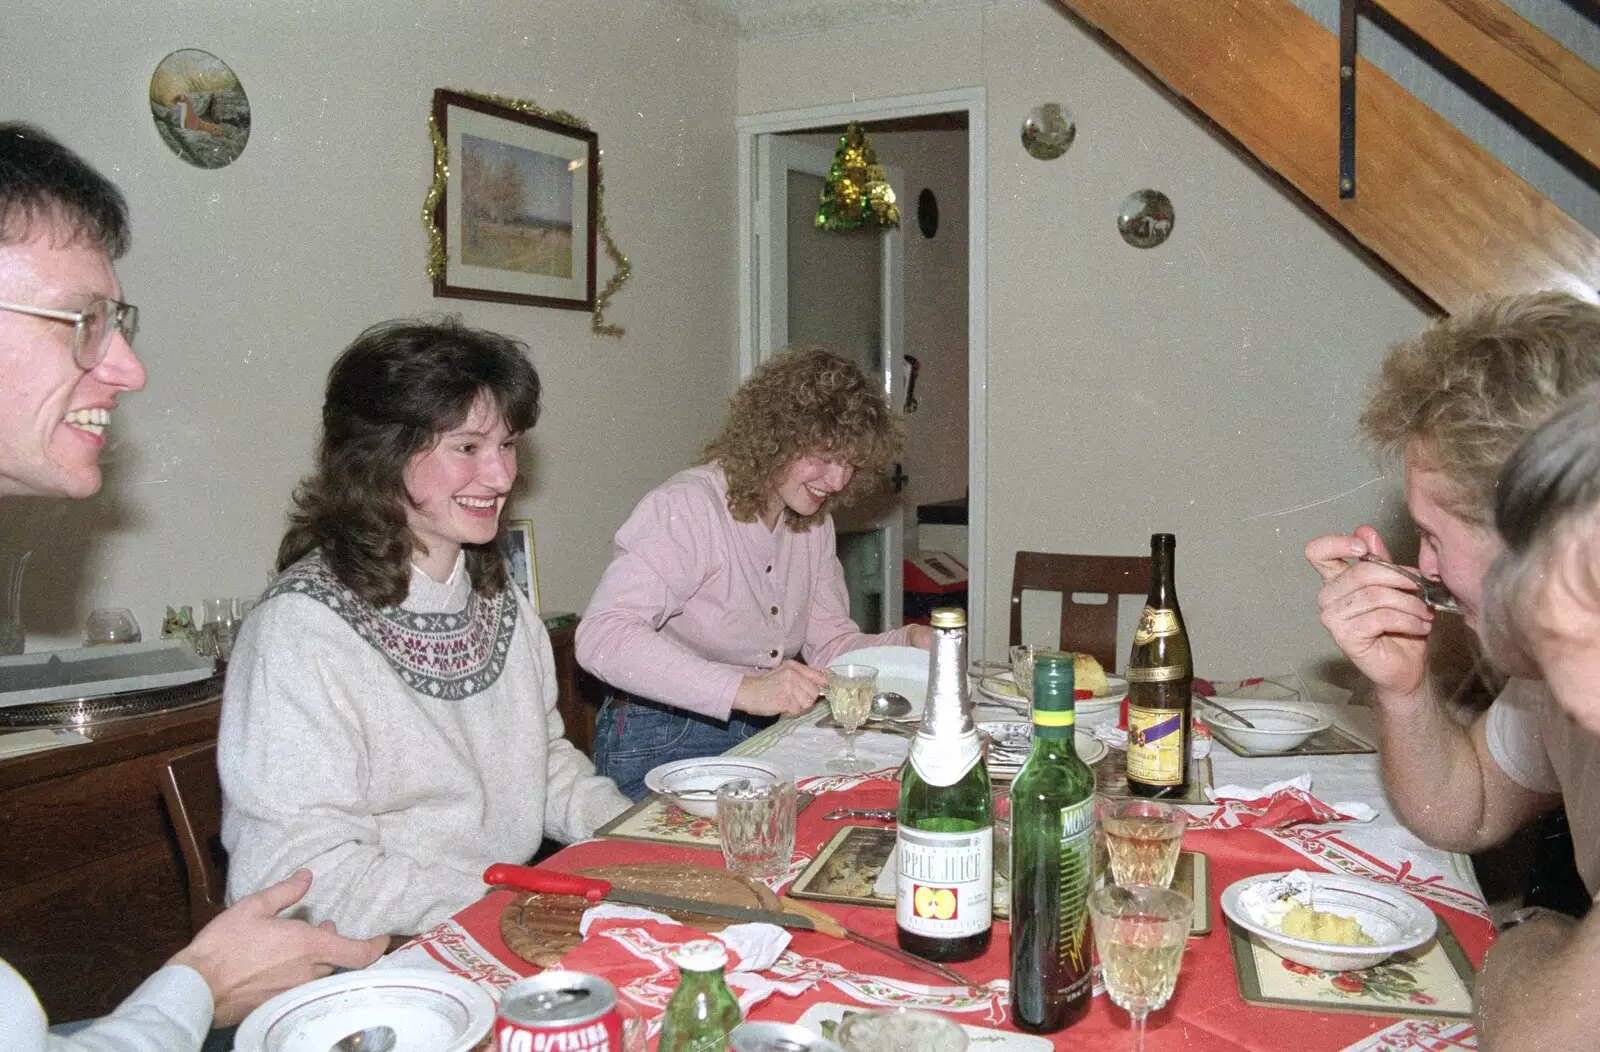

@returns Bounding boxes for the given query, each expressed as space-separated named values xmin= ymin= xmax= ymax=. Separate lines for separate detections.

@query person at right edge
xmin=1304 ymin=293 xmax=1600 ymax=1045
xmin=1475 ymin=383 xmax=1600 ymax=1050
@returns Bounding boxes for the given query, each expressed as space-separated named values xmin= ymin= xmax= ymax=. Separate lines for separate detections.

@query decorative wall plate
xmin=149 ymin=49 xmax=250 ymax=169
xmin=1021 ymin=102 xmax=1075 ymax=160
xmin=1118 ymin=188 xmax=1175 ymax=248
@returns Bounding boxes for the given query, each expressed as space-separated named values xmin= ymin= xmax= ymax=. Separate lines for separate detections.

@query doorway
xmin=736 ymin=88 xmax=987 ymax=643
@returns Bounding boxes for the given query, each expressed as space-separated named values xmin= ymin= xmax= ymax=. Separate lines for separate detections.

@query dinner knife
xmin=481 ymin=864 xmax=976 ymax=988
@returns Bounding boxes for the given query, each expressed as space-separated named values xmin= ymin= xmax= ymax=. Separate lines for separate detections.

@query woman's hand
xmin=734 ymin=660 xmax=828 ymax=717
xmin=905 ymin=623 xmax=933 ymax=649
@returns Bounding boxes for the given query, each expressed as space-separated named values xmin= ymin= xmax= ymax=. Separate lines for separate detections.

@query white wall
xmin=741 ymin=0 xmax=1432 ymax=679
xmin=1 ymin=0 xmax=739 ymax=646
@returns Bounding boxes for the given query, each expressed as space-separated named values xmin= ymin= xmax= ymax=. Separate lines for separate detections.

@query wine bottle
xmin=1009 ymin=652 xmax=1095 ymax=1032
xmin=1126 ymin=533 xmax=1193 ymax=797
xmin=896 ymin=607 xmax=993 ymax=962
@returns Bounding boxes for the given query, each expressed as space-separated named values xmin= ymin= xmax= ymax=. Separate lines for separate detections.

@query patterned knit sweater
xmin=218 ymin=550 xmax=630 ymax=938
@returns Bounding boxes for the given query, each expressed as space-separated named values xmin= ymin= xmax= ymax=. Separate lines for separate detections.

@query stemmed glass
xmin=198 ymin=598 xmax=240 ymax=661
xmin=1089 ymin=883 xmax=1193 ymax=1052
xmin=824 ymin=663 xmax=878 ymax=773
xmin=1009 ymin=643 xmax=1053 ymax=706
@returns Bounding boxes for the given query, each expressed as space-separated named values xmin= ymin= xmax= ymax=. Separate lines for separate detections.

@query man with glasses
xmin=0 ymin=122 xmax=387 ymax=1050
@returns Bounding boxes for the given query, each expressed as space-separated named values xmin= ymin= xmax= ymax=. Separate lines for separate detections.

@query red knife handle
xmin=482 ymin=864 xmax=612 ymax=902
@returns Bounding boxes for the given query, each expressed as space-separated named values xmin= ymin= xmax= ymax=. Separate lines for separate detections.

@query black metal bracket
xmin=1339 ymin=0 xmax=1358 ymax=198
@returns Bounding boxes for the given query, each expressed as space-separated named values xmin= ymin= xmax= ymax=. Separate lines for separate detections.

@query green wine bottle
xmin=897 ymin=607 xmax=993 ymax=962
xmin=1009 ymin=652 xmax=1095 ymax=1032
xmin=658 ymin=940 xmax=743 ymax=1052
xmin=1126 ymin=533 xmax=1194 ymax=798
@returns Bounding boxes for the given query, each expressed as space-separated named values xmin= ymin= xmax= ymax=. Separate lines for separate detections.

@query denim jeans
xmin=593 ymin=692 xmax=774 ymax=801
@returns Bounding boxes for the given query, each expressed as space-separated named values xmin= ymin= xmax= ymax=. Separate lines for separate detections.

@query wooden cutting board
xmin=499 ymin=862 xmax=781 ymax=967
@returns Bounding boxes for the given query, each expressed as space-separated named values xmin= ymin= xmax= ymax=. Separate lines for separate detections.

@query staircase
xmin=1052 ymin=0 xmax=1599 ymax=314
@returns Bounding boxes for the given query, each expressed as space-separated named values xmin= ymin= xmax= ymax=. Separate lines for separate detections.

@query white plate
xmin=235 ymin=968 xmax=494 ymax=1052
xmin=1220 ymin=871 xmax=1437 ymax=972
xmin=644 ymin=756 xmax=790 ymax=819
xmin=975 ymin=671 xmax=1127 ymax=712
xmin=979 ymin=720 xmax=1108 ymax=768
xmin=1199 ymin=700 xmax=1332 ymax=755
xmin=832 ymin=645 xmax=929 ymax=714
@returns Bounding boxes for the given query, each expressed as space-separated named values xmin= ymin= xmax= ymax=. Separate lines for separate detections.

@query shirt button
xmin=770 ymin=605 xmax=779 ymax=615
xmin=769 ymin=649 xmax=779 ymax=658
xmin=765 ymin=565 xmax=772 ymax=573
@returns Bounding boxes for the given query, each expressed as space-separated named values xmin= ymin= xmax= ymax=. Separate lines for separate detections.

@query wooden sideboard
xmin=0 ymin=621 xmax=603 ymax=1022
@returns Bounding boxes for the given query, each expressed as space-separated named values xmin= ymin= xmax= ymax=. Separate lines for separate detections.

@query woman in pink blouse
xmin=576 ymin=348 xmax=933 ymax=798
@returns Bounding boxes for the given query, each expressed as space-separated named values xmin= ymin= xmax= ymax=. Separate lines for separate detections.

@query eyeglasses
xmin=0 ymin=297 xmax=139 ymax=371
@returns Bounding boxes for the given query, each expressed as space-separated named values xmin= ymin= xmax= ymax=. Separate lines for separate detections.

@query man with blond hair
xmin=1306 ymin=291 xmax=1600 ymax=1046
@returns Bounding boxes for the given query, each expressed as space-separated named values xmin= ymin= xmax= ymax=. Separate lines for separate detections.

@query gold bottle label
xmin=1126 ymin=705 xmax=1185 ymax=785
xmin=1132 ymin=606 xmax=1180 ymax=645
xmin=1125 ymin=665 xmax=1188 ymax=683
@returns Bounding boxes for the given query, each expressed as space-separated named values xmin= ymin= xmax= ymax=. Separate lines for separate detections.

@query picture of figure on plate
xmin=149 ymin=49 xmax=251 ymax=169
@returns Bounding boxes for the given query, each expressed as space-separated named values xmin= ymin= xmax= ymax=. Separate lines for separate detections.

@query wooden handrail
xmin=1373 ymin=0 xmax=1600 ymax=170
xmin=1052 ymin=0 xmax=1600 ymax=314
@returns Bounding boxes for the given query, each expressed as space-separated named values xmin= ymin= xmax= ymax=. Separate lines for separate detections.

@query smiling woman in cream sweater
xmin=219 ymin=318 xmax=629 ymax=940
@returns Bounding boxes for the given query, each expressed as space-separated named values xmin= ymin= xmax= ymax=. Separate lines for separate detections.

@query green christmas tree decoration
xmin=815 ymin=121 xmax=900 ymax=231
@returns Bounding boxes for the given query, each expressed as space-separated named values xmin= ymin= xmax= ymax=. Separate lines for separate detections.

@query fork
xmin=1358 ymin=555 xmax=1466 ymax=615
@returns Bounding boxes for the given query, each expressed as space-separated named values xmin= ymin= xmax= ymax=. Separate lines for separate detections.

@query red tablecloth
xmin=391 ymin=777 xmax=1492 ymax=1051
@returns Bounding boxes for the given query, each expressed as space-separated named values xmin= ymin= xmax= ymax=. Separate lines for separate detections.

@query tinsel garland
xmin=424 ymin=89 xmax=631 ymax=338
xmin=815 ymin=121 xmax=900 ymax=231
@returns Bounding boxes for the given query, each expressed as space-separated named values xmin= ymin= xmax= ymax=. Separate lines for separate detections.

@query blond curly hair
xmin=702 ymin=347 xmax=902 ymax=530
xmin=1360 ymin=292 xmax=1600 ymax=525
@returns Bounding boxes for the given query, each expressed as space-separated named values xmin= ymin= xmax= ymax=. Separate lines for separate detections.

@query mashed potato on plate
xmin=1276 ymin=904 xmax=1374 ymax=946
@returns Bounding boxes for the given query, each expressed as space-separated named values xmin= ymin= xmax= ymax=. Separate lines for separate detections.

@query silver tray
xmin=0 ymin=673 xmax=223 ymax=729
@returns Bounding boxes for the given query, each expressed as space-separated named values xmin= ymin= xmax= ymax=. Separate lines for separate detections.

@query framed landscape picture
xmin=499 ymin=518 xmax=540 ymax=613
xmin=430 ymin=89 xmax=598 ymax=310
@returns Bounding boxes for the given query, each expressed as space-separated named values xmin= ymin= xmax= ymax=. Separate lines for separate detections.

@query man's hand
xmin=1306 ymin=526 xmax=1434 ymax=701
xmin=734 ymin=660 xmax=827 ymax=717
xmin=169 ymin=869 xmax=388 ymax=1026
xmin=905 ymin=623 xmax=933 ymax=650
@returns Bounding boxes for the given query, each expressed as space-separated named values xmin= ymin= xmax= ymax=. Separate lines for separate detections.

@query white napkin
xmin=578 ymin=904 xmax=792 ymax=971
xmin=1207 ymin=773 xmax=1377 ymax=822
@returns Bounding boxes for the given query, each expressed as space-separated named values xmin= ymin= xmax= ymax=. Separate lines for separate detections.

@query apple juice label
xmin=896 ymin=826 xmax=993 ymax=937
xmin=1127 ymin=705 xmax=1185 ymax=785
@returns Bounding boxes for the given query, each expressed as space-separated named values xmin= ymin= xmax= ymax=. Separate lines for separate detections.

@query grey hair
xmin=1483 ymin=384 xmax=1600 ymax=675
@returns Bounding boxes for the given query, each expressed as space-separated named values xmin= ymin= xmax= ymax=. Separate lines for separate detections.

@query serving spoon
xmin=1197 ymin=695 xmax=1258 ymax=729
xmin=331 ymin=1026 xmax=396 ymax=1052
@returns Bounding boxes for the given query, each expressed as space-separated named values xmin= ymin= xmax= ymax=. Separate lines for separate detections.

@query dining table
xmin=379 ymin=670 xmax=1493 ymax=1052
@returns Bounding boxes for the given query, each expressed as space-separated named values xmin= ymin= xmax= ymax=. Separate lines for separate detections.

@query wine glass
xmin=199 ymin=598 xmax=240 ymax=661
xmin=824 ymin=663 xmax=878 ymax=773
xmin=1009 ymin=643 xmax=1054 ymax=704
xmin=1089 ymin=883 xmax=1192 ymax=1052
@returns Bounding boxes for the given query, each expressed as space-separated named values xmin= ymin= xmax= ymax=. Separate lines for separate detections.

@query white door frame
xmin=736 ymin=87 xmax=988 ymax=649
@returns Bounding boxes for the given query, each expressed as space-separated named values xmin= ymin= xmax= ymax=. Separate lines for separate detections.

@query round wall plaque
xmin=1021 ymin=103 xmax=1076 ymax=160
xmin=1117 ymin=189 xmax=1175 ymax=248
xmin=149 ymin=49 xmax=251 ymax=169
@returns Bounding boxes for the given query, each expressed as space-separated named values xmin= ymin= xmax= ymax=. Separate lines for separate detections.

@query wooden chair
xmin=158 ymin=742 xmax=228 ymax=934
xmin=1009 ymin=551 xmax=1152 ymax=671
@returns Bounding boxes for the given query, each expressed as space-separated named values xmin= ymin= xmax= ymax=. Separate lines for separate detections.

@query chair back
xmin=1009 ymin=551 xmax=1152 ymax=671
xmin=158 ymin=742 xmax=227 ymax=933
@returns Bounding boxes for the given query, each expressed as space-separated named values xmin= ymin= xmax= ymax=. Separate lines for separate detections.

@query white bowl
xmin=235 ymin=967 xmax=494 ymax=1052
xmin=644 ymin=756 xmax=790 ymax=819
xmin=1221 ymin=872 xmax=1438 ymax=972
xmin=1199 ymin=700 xmax=1331 ymax=754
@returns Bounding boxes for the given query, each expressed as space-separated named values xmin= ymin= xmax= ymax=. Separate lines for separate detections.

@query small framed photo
xmin=499 ymin=518 xmax=540 ymax=613
xmin=430 ymin=88 xmax=598 ymax=311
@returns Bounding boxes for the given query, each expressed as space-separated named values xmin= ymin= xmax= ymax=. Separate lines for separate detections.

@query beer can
xmin=495 ymin=972 xmax=622 ymax=1052
xmin=729 ymin=1021 xmax=845 ymax=1052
